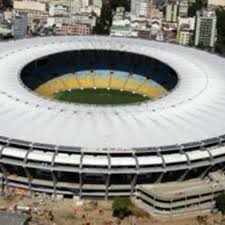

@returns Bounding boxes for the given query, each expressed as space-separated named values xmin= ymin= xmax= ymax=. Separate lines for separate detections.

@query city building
xmin=110 ymin=25 xmax=137 ymax=37
xmin=13 ymin=0 xmax=48 ymax=26
xmin=110 ymin=7 xmax=151 ymax=38
xmin=177 ymin=17 xmax=195 ymax=45
xmin=178 ymin=0 xmax=188 ymax=17
xmin=0 ymin=23 xmax=12 ymax=38
xmin=3 ymin=10 xmax=13 ymax=23
xmin=47 ymin=13 xmax=97 ymax=29
xmin=49 ymin=4 xmax=69 ymax=17
xmin=178 ymin=16 xmax=195 ymax=30
xmin=194 ymin=10 xmax=217 ymax=47
xmin=12 ymin=13 xmax=28 ymax=39
xmin=177 ymin=25 xmax=192 ymax=45
xmin=207 ymin=0 xmax=225 ymax=8
xmin=151 ymin=5 xmax=163 ymax=19
xmin=53 ymin=23 xmax=91 ymax=35
xmin=131 ymin=0 xmax=152 ymax=19
xmin=165 ymin=1 xmax=178 ymax=22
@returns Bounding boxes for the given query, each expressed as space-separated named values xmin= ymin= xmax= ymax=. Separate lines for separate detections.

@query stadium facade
xmin=1 ymin=36 xmax=225 ymax=212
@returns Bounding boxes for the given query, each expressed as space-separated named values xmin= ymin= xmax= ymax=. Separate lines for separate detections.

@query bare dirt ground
xmin=0 ymin=189 xmax=225 ymax=225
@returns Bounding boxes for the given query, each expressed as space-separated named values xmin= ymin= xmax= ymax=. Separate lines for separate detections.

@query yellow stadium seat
xmin=94 ymin=74 xmax=110 ymax=88
xmin=79 ymin=73 xmax=94 ymax=88
xmin=110 ymin=75 xmax=127 ymax=89
xmin=36 ymin=82 xmax=54 ymax=97
xmin=124 ymin=77 xmax=142 ymax=91
xmin=62 ymin=76 xmax=80 ymax=90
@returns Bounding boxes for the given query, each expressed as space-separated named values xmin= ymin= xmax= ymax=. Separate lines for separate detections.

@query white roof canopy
xmin=0 ymin=36 xmax=225 ymax=150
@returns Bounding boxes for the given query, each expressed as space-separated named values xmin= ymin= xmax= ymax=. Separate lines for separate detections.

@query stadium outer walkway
xmin=132 ymin=171 xmax=225 ymax=215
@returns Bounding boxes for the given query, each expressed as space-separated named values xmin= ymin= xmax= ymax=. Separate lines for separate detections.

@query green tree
xmin=215 ymin=8 xmax=225 ymax=56
xmin=188 ymin=0 xmax=206 ymax=17
xmin=93 ymin=3 xmax=112 ymax=34
xmin=112 ymin=197 xmax=131 ymax=219
xmin=111 ymin=0 xmax=131 ymax=11
xmin=216 ymin=193 xmax=225 ymax=214
xmin=2 ymin=0 xmax=12 ymax=8
xmin=93 ymin=0 xmax=131 ymax=35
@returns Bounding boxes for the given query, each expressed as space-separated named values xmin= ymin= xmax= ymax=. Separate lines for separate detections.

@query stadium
xmin=1 ymin=36 xmax=225 ymax=213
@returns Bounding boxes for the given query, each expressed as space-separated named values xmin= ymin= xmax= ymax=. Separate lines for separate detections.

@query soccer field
xmin=53 ymin=88 xmax=149 ymax=105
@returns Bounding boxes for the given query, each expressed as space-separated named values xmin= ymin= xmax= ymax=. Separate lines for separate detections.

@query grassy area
xmin=53 ymin=88 xmax=149 ymax=105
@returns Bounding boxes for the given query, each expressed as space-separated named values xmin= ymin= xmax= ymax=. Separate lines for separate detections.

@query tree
xmin=215 ymin=8 xmax=225 ymax=56
xmin=2 ymin=0 xmax=12 ymax=8
xmin=188 ymin=0 xmax=206 ymax=17
xmin=93 ymin=3 xmax=112 ymax=34
xmin=112 ymin=197 xmax=131 ymax=219
xmin=111 ymin=0 xmax=131 ymax=11
xmin=216 ymin=193 xmax=225 ymax=214
xmin=93 ymin=0 xmax=131 ymax=35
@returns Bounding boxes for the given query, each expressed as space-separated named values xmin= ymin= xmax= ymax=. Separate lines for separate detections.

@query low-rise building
xmin=178 ymin=16 xmax=195 ymax=30
xmin=49 ymin=4 xmax=69 ymax=17
xmin=110 ymin=25 xmax=138 ymax=37
xmin=208 ymin=0 xmax=225 ymax=8
xmin=0 ymin=23 xmax=12 ymax=38
xmin=12 ymin=13 xmax=28 ymax=39
xmin=3 ymin=10 xmax=13 ymax=23
xmin=177 ymin=25 xmax=192 ymax=45
xmin=53 ymin=23 xmax=91 ymax=35
xmin=177 ymin=17 xmax=195 ymax=45
xmin=13 ymin=0 xmax=48 ymax=26
xmin=110 ymin=7 xmax=152 ymax=38
xmin=133 ymin=171 xmax=225 ymax=215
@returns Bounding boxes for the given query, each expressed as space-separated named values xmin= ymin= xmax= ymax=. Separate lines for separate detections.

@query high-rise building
xmin=194 ymin=10 xmax=217 ymax=47
xmin=146 ymin=0 xmax=152 ymax=18
xmin=165 ymin=1 xmax=178 ymax=22
xmin=12 ymin=13 xmax=28 ymax=39
xmin=178 ymin=0 xmax=188 ymax=17
xmin=131 ymin=0 xmax=152 ymax=18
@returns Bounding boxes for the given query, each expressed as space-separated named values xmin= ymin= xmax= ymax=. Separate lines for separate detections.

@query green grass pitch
xmin=53 ymin=88 xmax=149 ymax=105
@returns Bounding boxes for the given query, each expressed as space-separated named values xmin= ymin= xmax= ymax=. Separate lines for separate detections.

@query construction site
xmin=0 ymin=180 xmax=225 ymax=225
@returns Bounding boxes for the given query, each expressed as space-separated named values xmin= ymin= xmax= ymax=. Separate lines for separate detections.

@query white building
xmin=131 ymin=0 xmax=152 ymax=19
xmin=13 ymin=0 xmax=48 ymax=26
xmin=194 ymin=10 xmax=217 ymax=47
xmin=208 ymin=0 xmax=225 ymax=7
xmin=177 ymin=17 xmax=195 ymax=45
xmin=165 ymin=1 xmax=178 ymax=22
xmin=178 ymin=0 xmax=188 ymax=17
xmin=178 ymin=17 xmax=195 ymax=30
xmin=49 ymin=4 xmax=69 ymax=16
xmin=12 ymin=13 xmax=28 ymax=39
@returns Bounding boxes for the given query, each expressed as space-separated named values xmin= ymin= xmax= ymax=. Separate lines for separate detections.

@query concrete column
xmin=178 ymin=169 xmax=190 ymax=181
xmin=24 ymin=167 xmax=32 ymax=195
xmin=0 ymin=164 xmax=9 ymax=193
xmin=79 ymin=173 xmax=82 ymax=199
xmin=155 ymin=172 xmax=165 ymax=183
xmin=51 ymin=171 xmax=57 ymax=198
xmin=79 ymin=152 xmax=84 ymax=199
xmin=105 ymin=173 xmax=111 ymax=200
xmin=130 ymin=174 xmax=138 ymax=196
xmin=200 ymin=165 xmax=213 ymax=178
